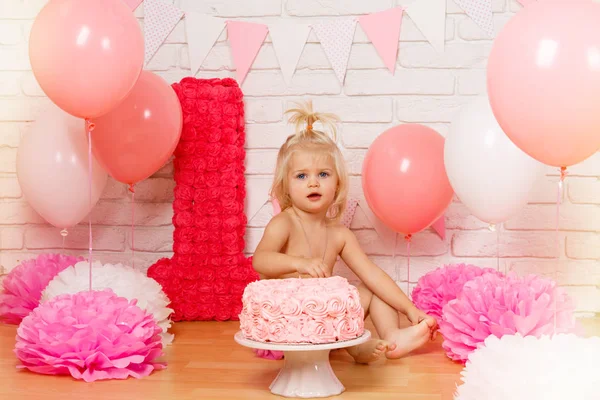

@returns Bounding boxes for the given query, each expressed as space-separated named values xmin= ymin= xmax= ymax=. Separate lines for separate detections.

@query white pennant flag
xmin=454 ymin=0 xmax=494 ymax=37
xmin=269 ymin=21 xmax=311 ymax=86
xmin=144 ymin=0 xmax=184 ymax=64
xmin=357 ymin=200 xmax=396 ymax=251
xmin=313 ymin=19 xmax=357 ymax=84
xmin=185 ymin=12 xmax=225 ymax=75
xmin=405 ymin=0 xmax=446 ymax=53
xmin=245 ymin=176 xmax=273 ymax=224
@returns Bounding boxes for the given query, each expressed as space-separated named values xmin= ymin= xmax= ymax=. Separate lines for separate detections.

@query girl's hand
xmin=296 ymin=258 xmax=330 ymax=278
xmin=406 ymin=307 xmax=438 ymax=340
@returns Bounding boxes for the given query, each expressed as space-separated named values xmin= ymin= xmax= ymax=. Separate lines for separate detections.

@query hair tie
xmin=307 ymin=124 xmax=313 ymax=130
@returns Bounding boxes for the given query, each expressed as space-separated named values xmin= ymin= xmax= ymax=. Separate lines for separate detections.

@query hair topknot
xmin=284 ymin=100 xmax=340 ymax=142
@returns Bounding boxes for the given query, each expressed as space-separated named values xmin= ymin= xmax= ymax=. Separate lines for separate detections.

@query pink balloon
xmin=362 ymin=124 xmax=454 ymax=235
xmin=29 ymin=0 xmax=144 ymax=119
xmin=487 ymin=1 xmax=600 ymax=168
xmin=90 ymin=71 xmax=183 ymax=185
xmin=17 ymin=104 xmax=108 ymax=229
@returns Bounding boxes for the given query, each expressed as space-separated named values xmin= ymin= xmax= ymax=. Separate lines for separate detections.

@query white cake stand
xmin=234 ymin=330 xmax=371 ymax=398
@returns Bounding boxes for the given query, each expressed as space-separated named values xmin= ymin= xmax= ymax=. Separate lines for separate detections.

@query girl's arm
xmin=252 ymin=213 xmax=329 ymax=278
xmin=339 ymin=227 xmax=416 ymax=315
xmin=252 ymin=213 xmax=298 ymax=277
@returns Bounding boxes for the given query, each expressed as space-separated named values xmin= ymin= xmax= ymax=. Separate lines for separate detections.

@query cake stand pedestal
xmin=234 ymin=330 xmax=371 ymax=398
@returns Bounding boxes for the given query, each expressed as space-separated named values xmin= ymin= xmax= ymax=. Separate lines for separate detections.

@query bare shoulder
xmin=264 ymin=211 xmax=294 ymax=236
xmin=328 ymin=222 xmax=355 ymax=244
xmin=255 ymin=212 xmax=294 ymax=253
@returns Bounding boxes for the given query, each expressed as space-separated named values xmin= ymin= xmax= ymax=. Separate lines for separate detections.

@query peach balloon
xmin=29 ymin=0 xmax=144 ymax=119
xmin=487 ymin=1 xmax=600 ymax=167
xmin=90 ymin=71 xmax=183 ymax=186
xmin=362 ymin=124 xmax=454 ymax=235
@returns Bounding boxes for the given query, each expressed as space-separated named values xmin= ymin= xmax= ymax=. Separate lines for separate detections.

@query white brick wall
xmin=0 ymin=0 xmax=598 ymax=316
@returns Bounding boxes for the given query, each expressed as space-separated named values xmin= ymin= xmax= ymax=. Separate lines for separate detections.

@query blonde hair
xmin=270 ymin=100 xmax=348 ymax=222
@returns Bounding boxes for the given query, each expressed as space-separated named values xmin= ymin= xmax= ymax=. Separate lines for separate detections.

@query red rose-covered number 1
xmin=147 ymin=78 xmax=258 ymax=321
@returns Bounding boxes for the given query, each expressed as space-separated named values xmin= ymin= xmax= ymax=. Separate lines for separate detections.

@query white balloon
xmin=444 ymin=96 xmax=546 ymax=224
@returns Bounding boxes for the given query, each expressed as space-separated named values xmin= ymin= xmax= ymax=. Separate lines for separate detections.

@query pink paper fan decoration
xmin=15 ymin=289 xmax=165 ymax=382
xmin=411 ymin=263 xmax=503 ymax=321
xmin=439 ymin=272 xmax=577 ymax=363
xmin=0 ymin=253 xmax=84 ymax=324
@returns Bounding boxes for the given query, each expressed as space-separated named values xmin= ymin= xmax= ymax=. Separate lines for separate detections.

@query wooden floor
xmin=1 ymin=318 xmax=599 ymax=400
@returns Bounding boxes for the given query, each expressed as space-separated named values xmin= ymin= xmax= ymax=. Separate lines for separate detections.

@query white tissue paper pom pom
xmin=41 ymin=261 xmax=174 ymax=345
xmin=454 ymin=333 xmax=600 ymax=400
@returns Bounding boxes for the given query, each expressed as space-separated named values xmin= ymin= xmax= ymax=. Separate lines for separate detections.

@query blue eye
xmin=319 ymin=171 xmax=329 ymax=178
xmin=296 ymin=173 xmax=306 ymax=179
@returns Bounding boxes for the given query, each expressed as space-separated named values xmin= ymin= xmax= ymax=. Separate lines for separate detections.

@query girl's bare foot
xmin=347 ymin=339 xmax=396 ymax=364
xmin=384 ymin=320 xmax=431 ymax=359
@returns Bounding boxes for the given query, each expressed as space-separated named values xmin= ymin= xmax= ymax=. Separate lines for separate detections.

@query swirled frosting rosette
xmin=239 ymin=276 xmax=364 ymax=344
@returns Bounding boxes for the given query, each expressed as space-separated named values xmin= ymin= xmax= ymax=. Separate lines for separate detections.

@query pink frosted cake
xmin=239 ymin=276 xmax=364 ymax=344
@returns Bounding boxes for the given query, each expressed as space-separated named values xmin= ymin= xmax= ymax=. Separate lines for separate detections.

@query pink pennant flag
xmin=358 ymin=7 xmax=404 ymax=74
xmin=271 ymin=198 xmax=281 ymax=215
xmin=122 ymin=0 xmax=143 ymax=11
xmin=340 ymin=198 xmax=359 ymax=228
xmin=431 ymin=215 xmax=446 ymax=240
xmin=144 ymin=0 xmax=184 ymax=64
xmin=227 ymin=20 xmax=268 ymax=84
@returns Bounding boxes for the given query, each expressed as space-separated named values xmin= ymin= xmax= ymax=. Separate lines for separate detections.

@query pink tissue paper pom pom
xmin=439 ymin=272 xmax=577 ymax=364
xmin=411 ymin=263 xmax=504 ymax=321
xmin=0 ymin=253 xmax=83 ymax=324
xmin=15 ymin=289 xmax=166 ymax=382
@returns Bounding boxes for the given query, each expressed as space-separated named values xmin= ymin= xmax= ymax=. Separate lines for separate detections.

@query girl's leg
xmin=345 ymin=284 xmax=395 ymax=364
xmin=368 ymin=293 xmax=430 ymax=359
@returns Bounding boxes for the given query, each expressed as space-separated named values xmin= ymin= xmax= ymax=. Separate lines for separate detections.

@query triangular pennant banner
xmin=246 ymin=177 xmax=273 ymax=223
xmin=313 ymin=19 xmax=357 ymax=84
xmin=431 ymin=215 xmax=446 ymax=240
xmin=271 ymin=197 xmax=281 ymax=216
xmin=357 ymin=199 xmax=396 ymax=251
xmin=454 ymin=0 xmax=494 ymax=37
xmin=123 ymin=0 xmax=143 ymax=11
xmin=227 ymin=20 xmax=268 ymax=84
xmin=185 ymin=12 xmax=225 ymax=75
xmin=269 ymin=21 xmax=312 ymax=85
xmin=271 ymin=197 xmax=359 ymax=229
xmin=405 ymin=0 xmax=446 ymax=53
xmin=144 ymin=0 xmax=184 ymax=64
xmin=340 ymin=198 xmax=359 ymax=228
xmin=358 ymin=7 xmax=404 ymax=74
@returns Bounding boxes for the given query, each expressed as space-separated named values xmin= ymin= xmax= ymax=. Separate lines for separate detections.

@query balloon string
xmin=129 ymin=184 xmax=135 ymax=269
xmin=497 ymin=224 xmax=501 ymax=274
xmin=60 ymin=228 xmax=68 ymax=251
xmin=405 ymin=234 xmax=412 ymax=296
xmin=488 ymin=223 xmax=504 ymax=274
xmin=86 ymin=119 xmax=95 ymax=292
xmin=554 ymin=167 xmax=567 ymax=335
